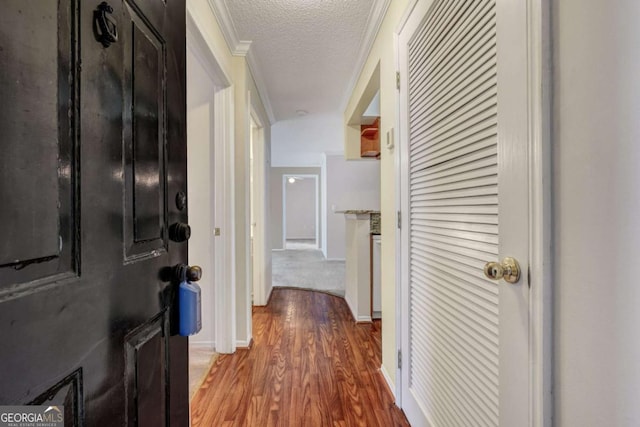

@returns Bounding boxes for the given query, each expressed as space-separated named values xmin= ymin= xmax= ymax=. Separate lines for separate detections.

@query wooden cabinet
xmin=360 ymin=117 xmax=380 ymax=158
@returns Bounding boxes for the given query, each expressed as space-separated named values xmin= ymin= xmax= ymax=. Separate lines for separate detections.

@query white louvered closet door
xmin=398 ymin=0 xmax=530 ymax=426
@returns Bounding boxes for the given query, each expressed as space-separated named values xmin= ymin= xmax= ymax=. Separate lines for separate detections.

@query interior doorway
xmin=186 ymin=25 xmax=217 ymax=399
xmin=185 ymin=7 xmax=236 ymax=398
xmin=282 ymin=174 xmax=319 ymax=249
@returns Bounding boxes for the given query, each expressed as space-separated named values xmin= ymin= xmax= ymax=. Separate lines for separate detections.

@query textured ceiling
xmin=223 ymin=0 xmax=377 ymax=121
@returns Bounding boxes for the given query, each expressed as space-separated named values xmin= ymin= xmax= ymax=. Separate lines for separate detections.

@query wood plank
xmin=191 ymin=289 xmax=409 ymax=426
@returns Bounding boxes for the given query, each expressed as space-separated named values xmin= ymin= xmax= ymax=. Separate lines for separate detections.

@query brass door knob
xmin=483 ymin=257 xmax=521 ymax=284
xmin=186 ymin=265 xmax=202 ymax=282
xmin=173 ymin=264 xmax=202 ymax=282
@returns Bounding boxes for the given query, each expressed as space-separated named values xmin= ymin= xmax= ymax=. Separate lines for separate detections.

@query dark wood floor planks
xmin=191 ymin=289 xmax=410 ymax=426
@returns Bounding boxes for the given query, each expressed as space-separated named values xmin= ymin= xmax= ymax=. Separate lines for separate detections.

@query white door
xmin=398 ymin=0 xmax=530 ymax=425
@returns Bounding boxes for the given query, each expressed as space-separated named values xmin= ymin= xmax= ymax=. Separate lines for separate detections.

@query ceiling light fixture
xmin=288 ymin=177 xmax=296 ymax=184
xmin=296 ymin=109 xmax=308 ymax=117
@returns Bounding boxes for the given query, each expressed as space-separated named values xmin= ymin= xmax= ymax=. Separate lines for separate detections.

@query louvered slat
xmin=409 ymin=2 xmax=495 ymax=109
xmin=413 ymin=212 xmax=498 ymax=225
xmin=409 ymin=2 xmax=495 ymax=115
xmin=421 ymin=147 xmax=496 ymax=179
xmin=410 ymin=76 xmax=497 ymax=146
xmin=410 ymin=235 xmax=497 ymax=262
xmin=408 ymin=0 xmax=467 ymax=70
xmin=410 ymin=20 xmax=496 ymax=115
xmin=412 ymin=285 xmax=500 ymax=365
xmin=412 ymin=217 xmax=497 ymax=234
xmin=407 ymin=0 xmax=499 ymax=425
xmin=411 ymin=115 xmax=497 ymax=172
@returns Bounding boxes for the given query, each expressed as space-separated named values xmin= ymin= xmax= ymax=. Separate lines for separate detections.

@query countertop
xmin=335 ymin=210 xmax=381 ymax=234
xmin=334 ymin=209 xmax=380 ymax=215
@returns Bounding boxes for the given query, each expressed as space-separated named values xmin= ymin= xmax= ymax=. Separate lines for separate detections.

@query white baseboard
xmin=189 ymin=340 xmax=216 ymax=349
xmin=344 ymin=295 xmax=357 ymax=322
xmin=272 ymin=249 xmax=285 ymax=252
xmin=236 ymin=339 xmax=252 ymax=349
xmin=325 ymin=258 xmax=346 ymax=262
xmin=380 ymin=364 xmax=397 ymax=401
xmin=344 ymin=294 xmax=371 ymax=323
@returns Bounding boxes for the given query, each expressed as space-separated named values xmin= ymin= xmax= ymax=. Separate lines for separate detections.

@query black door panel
xmin=0 ymin=0 xmax=78 ymax=288
xmin=0 ymin=0 xmax=188 ymax=425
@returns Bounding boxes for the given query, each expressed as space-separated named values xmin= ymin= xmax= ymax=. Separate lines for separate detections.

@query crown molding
xmin=340 ymin=0 xmax=392 ymax=114
xmin=245 ymin=50 xmax=276 ymax=124
xmin=207 ymin=0 xmax=250 ymax=56
xmin=208 ymin=0 xmax=276 ymax=124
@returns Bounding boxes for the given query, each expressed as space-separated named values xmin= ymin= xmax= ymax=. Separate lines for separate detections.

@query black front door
xmin=0 ymin=0 xmax=189 ymax=425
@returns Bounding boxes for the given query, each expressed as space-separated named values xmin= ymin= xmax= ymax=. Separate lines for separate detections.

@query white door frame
xmin=187 ymin=7 xmax=236 ymax=354
xmin=394 ymin=0 xmax=552 ymax=425
xmin=249 ymin=107 xmax=270 ymax=307
xmin=282 ymin=174 xmax=320 ymax=249
xmin=525 ymin=1 xmax=553 ymax=425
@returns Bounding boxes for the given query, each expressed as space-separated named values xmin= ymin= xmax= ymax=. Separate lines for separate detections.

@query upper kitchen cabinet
xmin=361 ymin=117 xmax=380 ymax=158
xmin=360 ymin=91 xmax=380 ymax=158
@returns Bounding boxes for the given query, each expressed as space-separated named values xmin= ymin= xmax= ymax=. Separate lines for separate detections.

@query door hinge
xmin=398 ymin=350 xmax=402 ymax=369
xmin=396 ymin=71 xmax=401 ymax=90
xmin=397 ymin=211 xmax=401 ymax=229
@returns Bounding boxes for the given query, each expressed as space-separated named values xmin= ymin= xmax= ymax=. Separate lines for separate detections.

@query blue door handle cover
xmin=178 ymin=280 xmax=202 ymax=336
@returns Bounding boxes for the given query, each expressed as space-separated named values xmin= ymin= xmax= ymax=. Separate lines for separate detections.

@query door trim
xmin=393 ymin=0 xmax=552 ymax=425
xmin=397 ymin=2 xmax=434 ymax=423
xmin=526 ymin=1 xmax=553 ymax=426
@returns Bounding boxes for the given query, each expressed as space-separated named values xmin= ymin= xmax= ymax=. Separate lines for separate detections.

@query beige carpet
xmin=272 ymin=247 xmax=345 ymax=296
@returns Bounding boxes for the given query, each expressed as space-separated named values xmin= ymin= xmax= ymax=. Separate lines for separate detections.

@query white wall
xmin=271 ymin=113 xmax=343 ymax=167
xmin=187 ymin=46 xmax=216 ymax=348
xmin=343 ymin=0 xmax=409 ymax=389
xmin=553 ymin=1 xmax=640 ymax=424
xmin=285 ymin=178 xmax=316 ymax=240
xmin=325 ymin=154 xmax=380 ymax=260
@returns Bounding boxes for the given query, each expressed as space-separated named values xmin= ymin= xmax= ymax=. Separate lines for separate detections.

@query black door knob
xmin=173 ymin=264 xmax=202 ymax=283
xmin=169 ymin=222 xmax=191 ymax=242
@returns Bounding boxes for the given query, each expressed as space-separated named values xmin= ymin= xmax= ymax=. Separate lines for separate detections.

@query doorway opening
xmin=282 ymin=174 xmax=319 ymax=250
xmin=344 ymin=64 xmax=382 ymax=325
xmin=186 ymin=28 xmax=217 ymax=399
xmin=185 ymin=7 xmax=236 ymax=399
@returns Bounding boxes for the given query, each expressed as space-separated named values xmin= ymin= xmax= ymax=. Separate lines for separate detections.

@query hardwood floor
xmin=191 ymin=288 xmax=410 ymax=426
